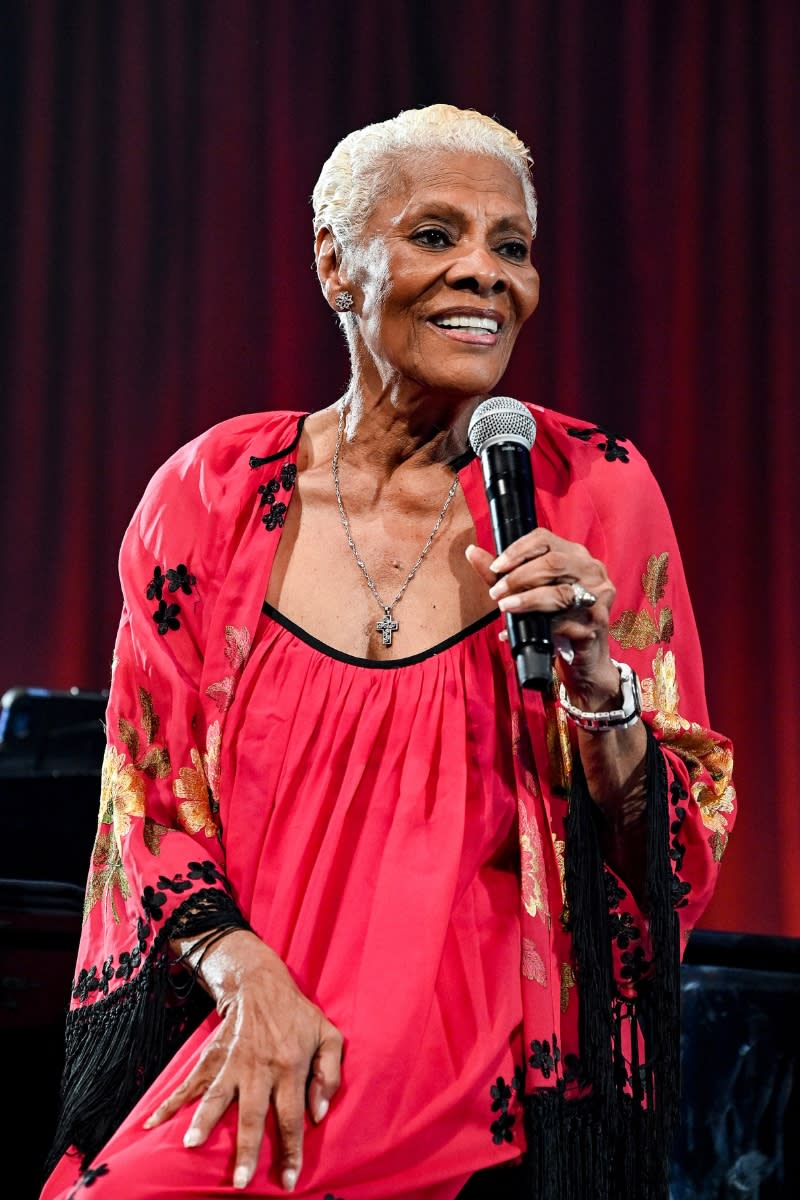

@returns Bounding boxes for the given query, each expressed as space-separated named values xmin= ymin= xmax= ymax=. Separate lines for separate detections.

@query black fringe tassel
xmin=548 ymin=726 xmax=679 ymax=1200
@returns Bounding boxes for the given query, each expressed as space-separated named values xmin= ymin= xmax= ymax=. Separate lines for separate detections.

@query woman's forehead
xmin=373 ymin=150 xmax=529 ymax=225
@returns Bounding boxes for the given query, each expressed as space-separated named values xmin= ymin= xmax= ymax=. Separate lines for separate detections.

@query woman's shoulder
xmin=528 ymin=403 xmax=658 ymax=486
xmin=154 ymin=409 xmax=306 ymax=480
xmin=123 ymin=409 xmax=307 ymax=559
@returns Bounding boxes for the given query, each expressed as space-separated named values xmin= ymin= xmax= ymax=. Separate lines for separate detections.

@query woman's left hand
xmin=465 ymin=529 xmax=621 ymax=709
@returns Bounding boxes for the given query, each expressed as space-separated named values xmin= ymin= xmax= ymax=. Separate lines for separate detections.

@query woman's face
xmin=349 ymin=150 xmax=540 ymax=397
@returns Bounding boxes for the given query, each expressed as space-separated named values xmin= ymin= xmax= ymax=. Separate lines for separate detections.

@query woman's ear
xmin=315 ymin=228 xmax=355 ymax=313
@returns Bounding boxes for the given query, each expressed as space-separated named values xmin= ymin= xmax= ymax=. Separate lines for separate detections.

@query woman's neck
xmin=336 ymin=377 xmax=483 ymax=476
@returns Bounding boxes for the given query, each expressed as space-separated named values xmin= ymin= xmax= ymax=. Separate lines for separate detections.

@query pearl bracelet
xmin=558 ymin=659 xmax=643 ymax=733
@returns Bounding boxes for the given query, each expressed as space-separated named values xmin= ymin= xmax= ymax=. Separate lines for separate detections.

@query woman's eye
xmin=412 ymin=227 xmax=452 ymax=249
xmin=499 ymin=240 xmax=530 ymax=261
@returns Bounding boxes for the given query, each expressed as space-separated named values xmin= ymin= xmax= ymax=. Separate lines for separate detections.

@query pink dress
xmin=39 ymin=407 xmax=736 ymax=1200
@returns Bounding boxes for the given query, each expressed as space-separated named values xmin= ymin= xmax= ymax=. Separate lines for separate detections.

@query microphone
xmin=467 ymin=396 xmax=554 ymax=691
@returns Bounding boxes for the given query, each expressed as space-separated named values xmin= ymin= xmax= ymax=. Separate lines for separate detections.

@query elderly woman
xmin=40 ymin=104 xmax=734 ymax=1200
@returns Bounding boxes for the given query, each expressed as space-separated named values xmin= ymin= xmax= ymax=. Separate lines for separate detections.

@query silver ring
xmin=569 ymin=582 xmax=597 ymax=609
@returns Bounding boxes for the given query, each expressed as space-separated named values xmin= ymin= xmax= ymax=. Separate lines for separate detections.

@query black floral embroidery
xmin=187 ymin=859 xmax=229 ymax=886
xmin=152 ymin=600 xmax=181 ymax=635
xmin=256 ymin=461 xmax=297 ymax=531
xmin=609 ymin=909 xmax=641 ymax=950
xmin=568 ymin=424 xmax=630 ymax=463
xmin=115 ymin=946 xmax=142 ymax=980
xmin=558 ymin=1052 xmax=590 ymax=1095
xmin=603 ymin=868 xmax=627 ymax=909
xmin=490 ymin=1077 xmax=512 ymax=1110
xmin=166 ymin=563 xmax=196 ymax=595
xmin=72 ymin=885 xmax=240 ymax=1004
xmin=157 ymin=873 xmax=193 ymax=895
xmin=488 ymin=1066 xmax=524 ymax=1145
xmin=141 ymin=885 xmax=168 ymax=922
xmin=668 ymin=777 xmax=692 ymax=908
xmin=529 ymin=1036 xmax=560 ymax=1079
xmin=72 ymin=961 xmax=113 ymax=1002
xmin=146 ymin=562 xmax=196 ymax=631
xmin=620 ymin=944 xmax=650 ymax=985
xmin=146 ymin=566 xmax=166 ymax=601
xmin=527 ymin=1033 xmax=587 ymax=1096
xmin=263 ymin=501 xmax=287 ymax=530
xmin=67 ymin=1163 xmax=110 ymax=1198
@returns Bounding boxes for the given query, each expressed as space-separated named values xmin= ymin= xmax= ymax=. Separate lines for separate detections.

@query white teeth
xmin=434 ymin=314 xmax=499 ymax=334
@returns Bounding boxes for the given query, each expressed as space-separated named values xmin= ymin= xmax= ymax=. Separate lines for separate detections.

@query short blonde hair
xmin=312 ymin=102 xmax=537 ymax=251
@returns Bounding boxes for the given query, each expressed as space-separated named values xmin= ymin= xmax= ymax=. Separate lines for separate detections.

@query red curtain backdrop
xmin=1 ymin=0 xmax=797 ymax=936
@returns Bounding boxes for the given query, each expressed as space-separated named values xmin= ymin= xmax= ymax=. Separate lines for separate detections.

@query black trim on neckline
xmin=261 ymin=601 xmax=501 ymax=669
xmin=249 ymin=414 xmax=308 ymax=468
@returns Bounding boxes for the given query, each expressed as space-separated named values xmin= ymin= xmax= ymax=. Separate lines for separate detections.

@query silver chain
xmin=331 ymin=401 xmax=460 ymax=640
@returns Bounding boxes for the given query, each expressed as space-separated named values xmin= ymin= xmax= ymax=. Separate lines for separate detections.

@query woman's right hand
xmin=144 ymin=929 xmax=344 ymax=1192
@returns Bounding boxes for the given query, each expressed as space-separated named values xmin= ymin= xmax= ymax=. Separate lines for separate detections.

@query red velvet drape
xmin=1 ymin=0 xmax=797 ymax=936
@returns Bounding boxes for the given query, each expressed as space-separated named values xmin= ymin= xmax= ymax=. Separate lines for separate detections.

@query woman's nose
xmin=446 ymin=244 xmax=507 ymax=295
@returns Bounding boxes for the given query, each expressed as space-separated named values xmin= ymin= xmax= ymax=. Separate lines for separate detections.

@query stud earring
xmin=335 ymin=291 xmax=355 ymax=312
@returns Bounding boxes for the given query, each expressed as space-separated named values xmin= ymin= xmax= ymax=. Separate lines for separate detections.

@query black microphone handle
xmin=481 ymin=443 xmax=554 ymax=691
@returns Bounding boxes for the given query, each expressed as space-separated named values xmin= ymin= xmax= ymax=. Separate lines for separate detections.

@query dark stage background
xmin=1 ymin=0 xmax=798 ymax=939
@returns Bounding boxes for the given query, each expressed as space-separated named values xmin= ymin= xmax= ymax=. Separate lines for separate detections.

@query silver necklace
xmin=331 ymin=401 xmax=460 ymax=647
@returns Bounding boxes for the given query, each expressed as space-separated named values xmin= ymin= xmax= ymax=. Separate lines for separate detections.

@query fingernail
xmin=282 ymin=1168 xmax=298 ymax=1191
xmin=498 ymin=595 xmax=521 ymax=611
xmin=488 ymin=581 xmax=507 ymax=599
xmin=143 ymin=1115 xmax=156 ymax=1130
xmin=233 ymin=1166 xmax=251 ymax=1190
xmin=183 ymin=1129 xmax=202 ymax=1148
xmin=498 ymin=630 xmax=508 ymax=642
xmin=314 ymin=1097 xmax=329 ymax=1122
xmin=490 ymin=557 xmax=506 ymax=572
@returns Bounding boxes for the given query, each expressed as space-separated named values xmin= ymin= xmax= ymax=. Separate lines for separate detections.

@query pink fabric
xmin=40 ymin=405 xmax=735 ymax=1199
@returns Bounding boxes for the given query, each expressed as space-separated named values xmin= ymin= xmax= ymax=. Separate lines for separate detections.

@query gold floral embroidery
xmin=560 ymin=962 xmax=576 ymax=1012
xmin=642 ymin=650 xmax=735 ymax=860
xmin=143 ymin=818 xmax=169 ymax=856
xmin=642 ymin=552 xmax=669 ymax=605
xmin=103 ymin=745 xmax=146 ymax=853
xmin=117 ymin=690 xmax=171 ymax=780
xmin=521 ymin=937 xmax=548 ymax=986
xmin=225 ymin=625 xmax=251 ymax=671
xmin=610 ymin=552 xmax=673 ymax=650
xmin=206 ymin=626 xmax=252 ymax=712
xmin=174 ymin=721 xmax=222 ymax=839
xmin=544 ymin=696 xmax=572 ymax=795
xmin=206 ymin=677 xmax=235 ymax=712
xmin=82 ymin=745 xmax=144 ymax=924
xmin=82 ymin=826 xmax=131 ymax=925
xmin=518 ymin=798 xmax=548 ymax=923
xmin=552 ymin=835 xmax=566 ymax=906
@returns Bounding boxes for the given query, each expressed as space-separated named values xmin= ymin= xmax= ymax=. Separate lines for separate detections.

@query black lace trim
xmin=567 ymin=425 xmax=630 ymax=463
xmin=72 ymin=863 xmax=234 ymax=1000
xmin=45 ymin=885 xmax=249 ymax=1176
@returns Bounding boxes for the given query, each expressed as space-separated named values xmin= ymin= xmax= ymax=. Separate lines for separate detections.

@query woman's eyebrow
xmin=401 ymin=202 xmax=530 ymax=233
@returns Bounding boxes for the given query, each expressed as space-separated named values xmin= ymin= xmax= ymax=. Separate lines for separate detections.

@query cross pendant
xmin=376 ymin=609 xmax=399 ymax=647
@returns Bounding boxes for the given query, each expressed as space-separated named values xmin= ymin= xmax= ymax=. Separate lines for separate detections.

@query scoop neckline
xmin=261 ymin=601 xmax=501 ymax=669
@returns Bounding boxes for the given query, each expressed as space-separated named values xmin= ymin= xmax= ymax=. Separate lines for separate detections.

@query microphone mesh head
xmin=467 ymin=396 xmax=537 ymax=455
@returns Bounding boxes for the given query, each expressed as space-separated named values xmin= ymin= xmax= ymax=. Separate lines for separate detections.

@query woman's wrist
xmin=558 ymin=658 xmax=642 ymax=731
